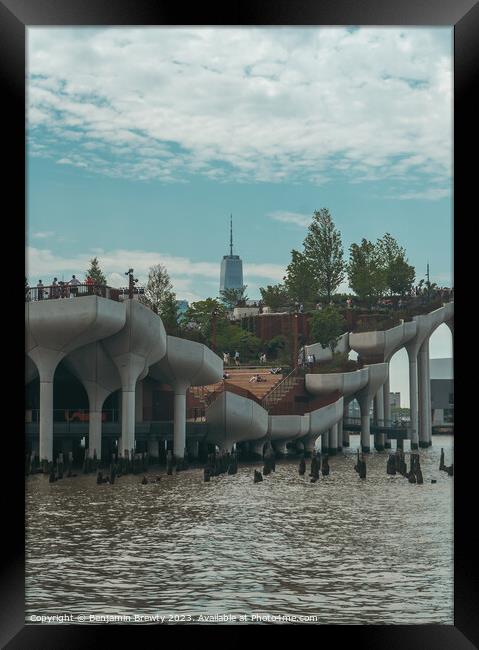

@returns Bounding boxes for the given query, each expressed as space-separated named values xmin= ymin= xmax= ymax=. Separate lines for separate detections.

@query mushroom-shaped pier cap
xmin=206 ymin=390 xmax=269 ymax=451
xmin=26 ymin=295 xmax=126 ymax=462
xmin=149 ymin=336 xmax=223 ymax=458
xmin=102 ymin=300 xmax=167 ymax=454
xmin=64 ymin=341 xmax=121 ymax=459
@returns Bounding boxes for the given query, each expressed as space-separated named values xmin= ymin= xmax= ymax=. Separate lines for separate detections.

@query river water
xmin=25 ymin=435 xmax=453 ymax=625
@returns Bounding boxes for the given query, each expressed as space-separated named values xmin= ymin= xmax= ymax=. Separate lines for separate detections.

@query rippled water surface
xmin=26 ymin=435 xmax=453 ymax=624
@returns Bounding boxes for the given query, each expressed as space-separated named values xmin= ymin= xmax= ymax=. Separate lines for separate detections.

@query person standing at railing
xmin=51 ymin=277 xmax=59 ymax=299
xmin=234 ymin=350 xmax=240 ymax=367
xmin=86 ymin=275 xmax=94 ymax=295
xmin=36 ymin=280 xmax=44 ymax=300
xmin=69 ymin=274 xmax=81 ymax=297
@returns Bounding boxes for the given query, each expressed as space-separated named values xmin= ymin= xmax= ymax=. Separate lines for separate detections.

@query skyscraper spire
xmin=230 ymin=214 xmax=233 ymax=256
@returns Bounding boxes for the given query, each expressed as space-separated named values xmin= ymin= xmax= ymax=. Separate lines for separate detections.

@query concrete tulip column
xmin=103 ymin=301 xmax=166 ymax=457
xmin=328 ymin=424 xmax=338 ymax=455
xmin=342 ymin=403 xmax=350 ymax=447
xmin=374 ymin=385 xmax=385 ymax=451
xmin=250 ymin=439 xmax=267 ymax=459
xmin=355 ymin=363 xmax=388 ymax=454
xmin=321 ymin=431 xmax=329 ymax=454
xmin=302 ymin=435 xmax=319 ymax=456
xmin=337 ymin=418 xmax=343 ymax=451
xmin=26 ymin=297 xmax=125 ymax=463
xmin=28 ymin=348 xmax=64 ymax=462
xmin=173 ymin=382 xmax=188 ymax=459
xmin=382 ymin=370 xmax=392 ymax=449
xmin=418 ymin=336 xmax=430 ymax=448
xmin=273 ymin=440 xmax=289 ymax=456
xmin=405 ymin=346 xmax=419 ymax=450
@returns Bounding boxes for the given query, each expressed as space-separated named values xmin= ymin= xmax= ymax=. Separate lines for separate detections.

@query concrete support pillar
xmin=39 ymin=381 xmax=54 ymax=462
xmin=342 ymin=403 xmax=350 ymax=447
xmin=303 ymin=435 xmax=317 ymax=456
xmin=135 ymin=379 xmax=143 ymax=422
xmin=418 ymin=337 xmax=430 ymax=448
xmin=173 ymin=389 xmax=187 ymax=459
xmin=273 ymin=440 xmax=288 ymax=456
xmin=120 ymin=389 xmax=136 ymax=455
xmin=425 ymin=339 xmax=432 ymax=446
xmin=337 ymin=419 xmax=343 ymax=451
xmin=321 ymin=431 xmax=329 ymax=454
xmin=383 ymin=370 xmax=392 ymax=448
xmin=250 ymin=440 xmax=265 ymax=458
xmin=329 ymin=425 xmax=338 ymax=455
xmin=148 ymin=438 xmax=160 ymax=459
xmin=375 ymin=385 xmax=385 ymax=451
xmin=89 ymin=410 xmax=103 ymax=460
xmin=360 ymin=413 xmax=371 ymax=453
xmin=407 ymin=349 xmax=419 ymax=450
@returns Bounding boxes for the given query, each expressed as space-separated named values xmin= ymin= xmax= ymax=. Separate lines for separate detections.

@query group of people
xmin=31 ymin=275 xmax=98 ymax=300
xmin=223 ymin=351 xmax=241 ymax=367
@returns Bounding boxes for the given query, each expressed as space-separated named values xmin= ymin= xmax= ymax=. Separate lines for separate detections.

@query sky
xmin=26 ymin=27 xmax=453 ymax=404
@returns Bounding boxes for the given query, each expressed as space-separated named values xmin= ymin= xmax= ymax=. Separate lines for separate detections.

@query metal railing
xmin=261 ymin=366 xmax=304 ymax=412
xmin=25 ymin=409 xmax=119 ymax=423
xmin=25 ymin=284 xmax=123 ymax=302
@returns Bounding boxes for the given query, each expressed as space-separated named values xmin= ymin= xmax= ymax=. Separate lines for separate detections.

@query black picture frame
xmin=3 ymin=0 xmax=476 ymax=647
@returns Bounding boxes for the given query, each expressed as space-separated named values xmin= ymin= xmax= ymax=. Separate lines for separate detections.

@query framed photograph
xmin=3 ymin=0 xmax=476 ymax=646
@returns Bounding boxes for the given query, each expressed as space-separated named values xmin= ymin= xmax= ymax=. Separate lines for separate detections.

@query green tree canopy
xmin=182 ymin=298 xmax=227 ymax=341
xmin=347 ymin=239 xmax=387 ymax=303
xmin=376 ymin=233 xmax=415 ymax=296
xmin=216 ymin=324 xmax=262 ymax=361
xmin=284 ymin=249 xmax=317 ymax=305
xmin=303 ymin=208 xmax=345 ymax=301
xmin=86 ymin=257 xmax=107 ymax=285
xmin=140 ymin=263 xmax=178 ymax=334
xmin=309 ymin=305 xmax=346 ymax=353
xmin=219 ymin=285 xmax=248 ymax=309
xmin=259 ymin=284 xmax=288 ymax=311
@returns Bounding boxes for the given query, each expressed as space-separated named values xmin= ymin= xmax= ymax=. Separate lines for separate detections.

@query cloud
xmin=27 ymin=27 xmax=452 ymax=188
xmin=391 ymin=188 xmax=450 ymax=201
xmin=267 ymin=211 xmax=311 ymax=227
xmin=32 ymin=231 xmax=55 ymax=239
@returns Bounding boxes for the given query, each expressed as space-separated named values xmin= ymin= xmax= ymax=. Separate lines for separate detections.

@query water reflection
xmin=26 ymin=435 xmax=453 ymax=624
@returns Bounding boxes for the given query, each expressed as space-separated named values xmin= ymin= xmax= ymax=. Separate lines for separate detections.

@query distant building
xmin=220 ymin=215 xmax=244 ymax=293
xmin=389 ymin=392 xmax=401 ymax=409
xmin=430 ymin=358 xmax=453 ymax=426
xmin=176 ymin=300 xmax=189 ymax=316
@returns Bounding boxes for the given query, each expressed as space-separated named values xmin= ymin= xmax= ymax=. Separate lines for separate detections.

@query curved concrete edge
xmin=303 ymin=331 xmax=349 ymax=362
xmin=350 ymin=321 xmax=418 ymax=362
xmin=26 ymin=295 xmax=126 ymax=355
xmin=305 ymin=367 xmax=368 ymax=398
xmin=205 ymin=390 xmax=268 ymax=448
xmin=355 ymin=363 xmax=388 ymax=405
xmin=25 ymin=356 xmax=38 ymax=384
xmin=309 ymin=396 xmax=344 ymax=435
xmin=149 ymin=335 xmax=223 ymax=389
xmin=102 ymin=299 xmax=167 ymax=369
xmin=268 ymin=414 xmax=307 ymax=442
xmin=64 ymin=341 xmax=121 ymax=400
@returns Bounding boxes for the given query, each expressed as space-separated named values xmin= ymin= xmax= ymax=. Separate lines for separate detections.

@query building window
xmin=444 ymin=408 xmax=454 ymax=423
xmin=449 ymin=393 xmax=454 ymax=404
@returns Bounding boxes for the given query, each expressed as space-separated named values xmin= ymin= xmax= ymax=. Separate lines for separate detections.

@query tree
xmin=347 ymin=239 xmax=386 ymax=304
xmin=259 ymin=284 xmax=288 ymax=311
xmin=182 ymin=298 xmax=227 ymax=341
xmin=216 ymin=324 xmax=262 ymax=362
xmin=140 ymin=263 xmax=178 ymax=333
xmin=376 ymin=233 xmax=415 ymax=296
xmin=303 ymin=208 xmax=345 ymax=302
xmin=86 ymin=257 xmax=107 ymax=285
xmin=283 ymin=249 xmax=317 ymax=305
xmin=309 ymin=305 xmax=346 ymax=353
xmin=219 ymin=285 xmax=248 ymax=309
